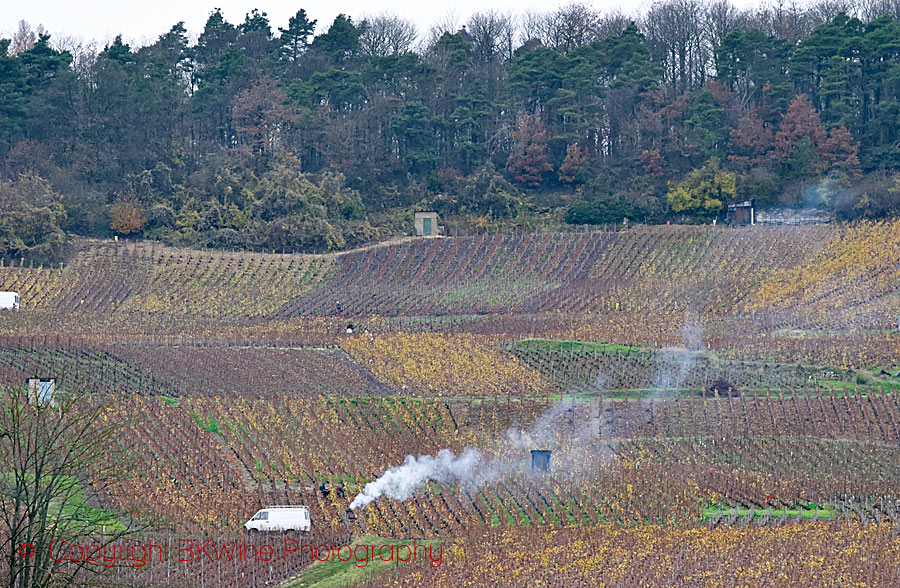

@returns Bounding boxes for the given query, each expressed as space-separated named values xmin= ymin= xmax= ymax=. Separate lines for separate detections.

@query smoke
xmin=351 ymin=324 xmax=726 ymax=511
xmin=653 ymin=311 xmax=704 ymax=392
xmin=506 ymin=398 xmax=575 ymax=451
xmin=349 ymin=386 xmax=619 ymax=510
xmin=350 ymin=396 xmax=591 ymax=509
xmin=349 ymin=448 xmax=499 ymax=509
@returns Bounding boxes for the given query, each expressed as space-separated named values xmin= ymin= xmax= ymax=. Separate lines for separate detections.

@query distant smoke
xmin=506 ymin=398 xmax=575 ymax=451
xmin=349 ymin=448 xmax=499 ymax=509
xmin=350 ymin=314 xmax=710 ymax=510
xmin=654 ymin=311 xmax=704 ymax=392
xmin=350 ymin=391 xmax=608 ymax=509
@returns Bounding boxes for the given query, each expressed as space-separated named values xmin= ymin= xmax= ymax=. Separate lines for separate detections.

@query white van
xmin=244 ymin=506 xmax=311 ymax=533
xmin=0 ymin=292 xmax=19 ymax=311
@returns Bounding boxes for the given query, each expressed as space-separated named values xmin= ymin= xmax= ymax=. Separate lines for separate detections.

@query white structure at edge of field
xmin=0 ymin=291 xmax=19 ymax=311
xmin=27 ymin=378 xmax=56 ymax=407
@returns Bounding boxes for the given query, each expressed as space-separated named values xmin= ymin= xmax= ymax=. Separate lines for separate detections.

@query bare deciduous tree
xmin=746 ymin=0 xmax=817 ymax=43
xmin=359 ymin=13 xmax=418 ymax=57
xmin=644 ymin=0 xmax=710 ymax=96
xmin=10 ymin=21 xmax=45 ymax=55
xmin=596 ymin=11 xmax=632 ymax=40
xmin=521 ymin=3 xmax=602 ymax=53
xmin=0 ymin=387 xmax=132 ymax=588
xmin=51 ymin=35 xmax=98 ymax=76
xmin=466 ymin=10 xmax=516 ymax=64
xmin=705 ymin=0 xmax=748 ymax=51
xmin=426 ymin=10 xmax=462 ymax=48
xmin=808 ymin=0 xmax=861 ymax=26
xmin=859 ymin=0 xmax=900 ymax=19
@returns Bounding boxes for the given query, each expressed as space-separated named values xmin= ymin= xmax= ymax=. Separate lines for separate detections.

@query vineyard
xmin=2 ymin=224 xmax=900 ymax=587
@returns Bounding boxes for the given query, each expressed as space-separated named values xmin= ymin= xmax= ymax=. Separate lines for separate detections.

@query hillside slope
xmin=1 ymin=225 xmax=842 ymax=325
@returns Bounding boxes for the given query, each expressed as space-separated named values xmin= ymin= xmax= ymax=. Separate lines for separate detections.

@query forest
xmin=2 ymin=0 xmax=900 ymax=256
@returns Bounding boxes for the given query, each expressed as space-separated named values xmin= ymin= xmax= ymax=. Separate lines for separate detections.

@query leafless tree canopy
xmin=0 ymin=387 xmax=134 ymax=588
xmin=743 ymin=1 xmax=818 ymax=43
xmin=859 ymin=0 xmax=900 ymax=20
xmin=359 ymin=13 xmax=418 ymax=57
xmin=644 ymin=0 xmax=712 ymax=95
xmin=9 ymin=21 xmax=45 ymax=55
xmin=50 ymin=35 xmax=98 ymax=76
xmin=808 ymin=0 xmax=861 ymax=25
xmin=521 ymin=3 xmax=604 ymax=53
xmin=704 ymin=0 xmax=748 ymax=49
xmin=465 ymin=10 xmax=516 ymax=64
xmin=425 ymin=10 xmax=462 ymax=48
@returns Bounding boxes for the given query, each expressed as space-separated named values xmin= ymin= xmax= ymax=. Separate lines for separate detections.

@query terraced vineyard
xmin=3 ymin=224 xmax=900 ymax=588
xmin=0 ymin=225 xmax=837 ymax=323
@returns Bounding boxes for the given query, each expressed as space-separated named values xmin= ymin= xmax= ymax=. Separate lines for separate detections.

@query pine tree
xmin=0 ymin=39 xmax=27 ymax=153
xmin=278 ymin=9 xmax=317 ymax=73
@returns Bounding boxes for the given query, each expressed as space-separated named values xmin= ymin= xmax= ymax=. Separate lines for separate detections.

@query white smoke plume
xmin=350 ymin=392 xmax=610 ymax=510
xmin=349 ymin=447 xmax=499 ymax=510
xmin=506 ymin=398 xmax=575 ymax=451
xmin=654 ymin=310 xmax=704 ymax=391
xmin=349 ymin=316 xmax=710 ymax=512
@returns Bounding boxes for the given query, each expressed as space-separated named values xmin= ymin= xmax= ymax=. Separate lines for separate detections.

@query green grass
xmin=511 ymin=338 xmax=646 ymax=355
xmin=192 ymin=412 xmax=223 ymax=435
xmin=818 ymin=380 xmax=895 ymax=394
xmin=55 ymin=479 xmax=128 ymax=533
xmin=206 ymin=415 xmax=222 ymax=435
xmin=1 ymin=473 xmax=127 ymax=533
xmin=702 ymin=503 xmax=834 ymax=521
xmin=282 ymin=536 xmax=442 ymax=588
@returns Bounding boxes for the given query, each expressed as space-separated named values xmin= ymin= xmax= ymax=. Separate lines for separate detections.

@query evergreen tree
xmin=0 ymin=40 xmax=27 ymax=154
xmin=312 ymin=15 xmax=362 ymax=65
xmin=278 ymin=9 xmax=317 ymax=74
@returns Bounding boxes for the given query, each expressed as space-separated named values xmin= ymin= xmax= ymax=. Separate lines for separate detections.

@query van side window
xmin=254 ymin=511 xmax=268 ymax=521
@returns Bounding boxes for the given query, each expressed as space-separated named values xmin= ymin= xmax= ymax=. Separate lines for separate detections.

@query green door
xmin=423 ymin=217 xmax=432 ymax=236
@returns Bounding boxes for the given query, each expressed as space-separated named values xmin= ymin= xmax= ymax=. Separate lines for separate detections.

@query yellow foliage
xmin=342 ymin=333 xmax=544 ymax=396
xmin=751 ymin=220 xmax=900 ymax=309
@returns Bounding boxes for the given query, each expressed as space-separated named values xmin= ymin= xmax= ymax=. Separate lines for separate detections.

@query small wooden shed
xmin=728 ymin=199 xmax=755 ymax=225
xmin=414 ymin=212 xmax=441 ymax=236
